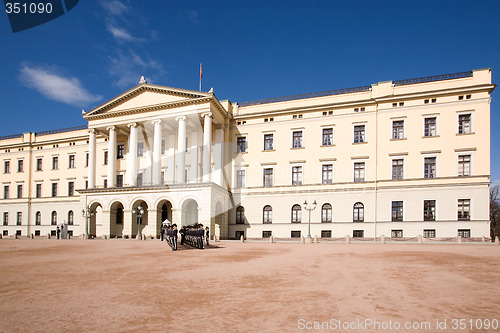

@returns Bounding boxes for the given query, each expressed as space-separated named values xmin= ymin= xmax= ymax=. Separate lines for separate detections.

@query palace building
xmin=0 ymin=69 xmax=495 ymax=240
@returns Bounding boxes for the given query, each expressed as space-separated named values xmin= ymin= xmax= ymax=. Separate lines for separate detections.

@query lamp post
xmin=132 ymin=205 xmax=144 ymax=239
xmin=303 ymin=200 xmax=317 ymax=241
xmin=81 ymin=206 xmax=94 ymax=239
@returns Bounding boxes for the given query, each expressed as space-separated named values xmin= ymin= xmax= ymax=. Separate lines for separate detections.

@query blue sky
xmin=0 ymin=0 xmax=499 ymax=180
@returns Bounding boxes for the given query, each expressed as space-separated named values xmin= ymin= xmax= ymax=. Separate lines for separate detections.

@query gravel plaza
xmin=0 ymin=239 xmax=499 ymax=332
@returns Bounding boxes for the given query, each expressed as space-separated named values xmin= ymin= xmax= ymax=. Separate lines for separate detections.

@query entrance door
xmin=235 ymin=231 xmax=245 ymax=240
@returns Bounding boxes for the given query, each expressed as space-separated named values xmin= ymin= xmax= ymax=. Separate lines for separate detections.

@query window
xmin=236 ymin=170 xmax=246 ymax=188
xmin=354 ymin=162 xmax=365 ymax=182
xmin=85 ymin=180 xmax=88 ymax=189
xmin=423 ymin=229 xmax=436 ymax=238
xmin=4 ymin=160 xmax=10 ymax=173
xmin=291 ymin=204 xmax=302 ymax=223
xmin=458 ymin=155 xmax=471 ymax=177
xmin=458 ymin=114 xmax=471 ymax=134
xmin=354 ymin=125 xmax=365 ymax=143
xmin=117 ymin=144 xmax=125 ymax=159
xmin=424 ymin=200 xmax=436 ymax=221
xmin=103 ymin=179 xmax=108 ymax=188
xmin=236 ymin=137 xmax=247 ymax=153
xmin=236 ymin=206 xmax=245 ymax=224
xmin=322 ymin=203 xmax=332 ymax=223
xmin=424 ymin=99 xmax=429 ymax=104
xmin=16 ymin=212 xmax=22 ymax=225
xmin=17 ymin=159 xmax=23 ymax=172
xmin=322 ymin=128 xmax=333 ymax=146
xmin=353 ymin=230 xmax=364 ymax=238
xmin=353 ymin=202 xmax=364 ymax=222
xmin=36 ymin=184 xmax=42 ymax=198
xmin=466 ymin=94 xmax=471 ymax=99
xmin=264 ymin=134 xmax=274 ymax=151
xmin=322 ymin=164 xmax=333 ymax=184
xmin=458 ymin=199 xmax=470 ymax=221
xmin=292 ymin=166 xmax=302 ymax=186
xmin=68 ymin=182 xmax=74 ymax=197
xmin=424 ymin=157 xmax=436 ymax=178
xmin=424 ymin=117 xmax=436 ymax=137
xmin=431 ymin=98 xmax=437 ymax=103
xmin=116 ymin=175 xmax=123 ymax=187
xmin=458 ymin=95 xmax=464 ymax=100
xmin=36 ymin=158 xmax=42 ymax=171
xmin=3 ymin=230 xmax=7 ymax=236
xmin=68 ymin=211 xmax=74 ymax=225
xmin=137 ymin=173 xmax=143 ymax=187
xmin=458 ymin=229 xmax=471 ymax=238
xmin=392 ymin=201 xmax=403 ymax=222
xmin=35 ymin=230 xmax=40 ymax=236
xmin=262 ymin=231 xmax=272 ymax=238
xmin=3 ymin=212 xmax=8 ymax=225
xmin=321 ymin=230 xmax=332 ymax=238
xmin=17 ymin=184 xmax=22 ymax=198
xmin=52 ymin=156 xmax=58 ymax=170
xmin=291 ymin=230 xmax=301 ymax=238
xmin=161 ymin=140 xmax=166 ymax=154
xmin=104 ymin=151 xmax=108 ymax=165
xmin=68 ymin=155 xmax=75 ymax=168
xmin=35 ymin=211 xmax=41 ymax=225
xmin=391 ymin=230 xmax=403 ymax=238
xmin=399 ymin=102 xmax=404 ymax=107
xmin=3 ymin=185 xmax=9 ymax=199
xmin=137 ymin=142 xmax=144 ymax=157
xmin=51 ymin=211 xmax=57 ymax=225
xmin=51 ymin=183 xmax=58 ymax=197
xmin=263 ymin=205 xmax=272 ymax=224
xmin=392 ymin=159 xmax=404 ymax=180
xmin=263 ymin=168 xmax=273 ymax=187
xmin=85 ymin=153 xmax=89 ymax=167
xmin=392 ymin=120 xmax=404 ymax=139
xmin=292 ymin=131 xmax=303 ymax=148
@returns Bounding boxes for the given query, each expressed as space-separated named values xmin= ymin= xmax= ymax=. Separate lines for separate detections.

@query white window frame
xmin=291 ymin=165 xmax=303 ymax=186
xmin=353 ymin=159 xmax=367 ymax=182
xmin=457 ymin=152 xmax=473 ymax=177
xmin=321 ymin=125 xmax=335 ymax=146
xmin=422 ymin=153 xmax=438 ymax=179
xmin=457 ymin=110 xmax=474 ymax=135
xmin=236 ymin=135 xmax=247 ymax=154
xmin=262 ymin=167 xmax=274 ymax=187
xmin=290 ymin=128 xmax=304 ymax=149
xmin=391 ymin=117 xmax=406 ymax=140
xmin=352 ymin=122 xmax=367 ymax=144
xmin=235 ymin=167 xmax=246 ymax=188
xmin=321 ymin=163 xmax=334 ymax=184
xmin=391 ymin=157 xmax=406 ymax=180
xmin=422 ymin=114 xmax=439 ymax=137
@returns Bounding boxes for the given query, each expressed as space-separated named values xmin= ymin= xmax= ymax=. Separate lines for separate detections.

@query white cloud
xmin=106 ymin=22 xmax=145 ymax=43
xmin=108 ymin=50 xmax=166 ymax=88
xmin=101 ymin=0 xmax=129 ymax=16
xmin=187 ymin=10 xmax=200 ymax=25
xmin=19 ymin=64 xmax=102 ymax=106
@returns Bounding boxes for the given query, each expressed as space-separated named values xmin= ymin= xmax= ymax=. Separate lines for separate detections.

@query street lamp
xmin=81 ymin=206 xmax=94 ymax=239
xmin=303 ymin=200 xmax=317 ymax=240
xmin=132 ymin=205 xmax=144 ymax=239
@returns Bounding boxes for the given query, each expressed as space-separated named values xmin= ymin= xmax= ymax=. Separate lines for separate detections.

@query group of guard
xmin=161 ymin=222 xmax=209 ymax=251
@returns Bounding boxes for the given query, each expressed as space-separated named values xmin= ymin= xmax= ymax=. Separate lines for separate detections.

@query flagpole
xmin=199 ymin=63 xmax=202 ymax=91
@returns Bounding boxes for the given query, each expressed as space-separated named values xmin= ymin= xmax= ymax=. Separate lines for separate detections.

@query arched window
xmin=236 ymin=206 xmax=245 ymax=224
xmin=322 ymin=203 xmax=332 ymax=223
xmin=263 ymin=205 xmax=272 ymax=224
xmin=51 ymin=211 xmax=57 ymax=225
xmin=35 ymin=211 xmax=41 ymax=225
xmin=68 ymin=210 xmax=74 ymax=225
xmin=353 ymin=202 xmax=364 ymax=222
xmin=291 ymin=204 xmax=302 ymax=223
xmin=116 ymin=207 xmax=123 ymax=224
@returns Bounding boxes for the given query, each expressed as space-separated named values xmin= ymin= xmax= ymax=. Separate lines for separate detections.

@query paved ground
xmin=0 ymin=239 xmax=499 ymax=332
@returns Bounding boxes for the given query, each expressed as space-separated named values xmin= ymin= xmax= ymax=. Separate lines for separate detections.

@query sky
xmin=0 ymin=0 xmax=499 ymax=180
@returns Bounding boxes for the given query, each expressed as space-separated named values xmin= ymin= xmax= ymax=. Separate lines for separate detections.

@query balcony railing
xmin=393 ymin=71 xmax=473 ymax=86
xmin=35 ymin=125 xmax=88 ymax=136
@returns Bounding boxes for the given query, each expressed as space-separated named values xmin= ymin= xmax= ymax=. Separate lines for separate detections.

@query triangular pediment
xmin=84 ymin=84 xmax=211 ymax=118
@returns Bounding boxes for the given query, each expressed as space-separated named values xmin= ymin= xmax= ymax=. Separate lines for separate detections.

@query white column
xmin=176 ymin=116 xmax=187 ymax=183
xmin=152 ymin=120 xmax=162 ymax=185
xmin=202 ymin=112 xmax=212 ymax=182
xmin=107 ymin=126 xmax=116 ymax=187
xmin=88 ymin=129 xmax=97 ymax=188
xmin=167 ymin=134 xmax=175 ymax=183
xmin=214 ymin=127 xmax=224 ymax=186
xmin=127 ymin=123 xmax=138 ymax=186
xmin=189 ymin=131 xmax=198 ymax=182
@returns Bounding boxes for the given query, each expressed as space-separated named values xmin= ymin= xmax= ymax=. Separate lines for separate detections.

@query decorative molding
xmin=351 ymin=156 xmax=369 ymax=160
xmin=420 ymin=150 xmax=441 ymax=154
xmin=455 ymin=147 xmax=477 ymax=152
xmin=389 ymin=152 xmax=408 ymax=156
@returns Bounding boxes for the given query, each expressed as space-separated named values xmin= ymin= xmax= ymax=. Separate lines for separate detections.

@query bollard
xmin=269 ymin=236 xmax=273 ymax=243
xmin=457 ymin=236 xmax=462 ymax=244
xmin=240 ymin=235 xmax=244 ymax=242
xmin=345 ymin=235 xmax=350 ymax=244
xmin=313 ymin=235 xmax=318 ymax=243
xmin=418 ymin=235 xmax=423 ymax=244
xmin=380 ymin=235 xmax=385 ymax=244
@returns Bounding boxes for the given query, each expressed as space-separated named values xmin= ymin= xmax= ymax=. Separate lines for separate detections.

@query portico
xmin=79 ymin=79 xmax=232 ymax=239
